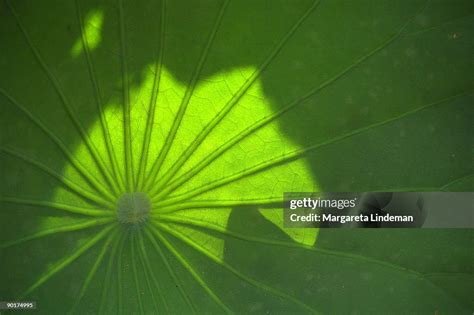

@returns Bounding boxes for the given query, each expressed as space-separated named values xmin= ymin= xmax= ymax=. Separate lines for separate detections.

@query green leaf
xmin=0 ymin=0 xmax=472 ymax=314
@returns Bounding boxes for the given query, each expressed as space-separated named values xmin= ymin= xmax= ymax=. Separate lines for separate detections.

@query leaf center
xmin=116 ymin=192 xmax=151 ymax=225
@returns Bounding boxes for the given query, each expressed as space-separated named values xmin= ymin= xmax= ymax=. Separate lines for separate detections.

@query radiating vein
xmin=154 ymin=2 xmax=433 ymax=201
xmin=6 ymin=0 xmax=120 ymax=197
xmin=0 ymin=147 xmax=114 ymax=209
xmin=149 ymin=0 xmax=321 ymax=196
xmin=118 ymin=0 xmax=134 ymax=192
xmin=136 ymin=0 xmax=167 ymax=191
xmin=149 ymin=224 xmax=232 ymax=314
xmin=75 ymin=0 xmax=125 ymax=193
xmin=143 ymin=0 xmax=230 ymax=192
xmin=0 ymin=217 xmax=114 ymax=249
xmin=158 ymin=215 xmax=423 ymax=277
xmin=99 ymin=233 xmax=122 ymax=315
xmin=406 ymin=13 xmax=474 ymax=36
xmin=130 ymin=233 xmax=145 ymax=315
xmin=441 ymin=173 xmax=474 ymax=191
xmin=371 ymin=187 xmax=440 ymax=192
xmin=0 ymin=90 xmax=117 ymax=203
xmin=137 ymin=230 xmax=165 ymax=313
xmin=21 ymin=224 xmax=115 ymax=298
xmin=369 ymin=181 xmax=473 ymax=192
xmin=0 ymin=196 xmax=112 ymax=217
xmin=153 ymin=197 xmax=283 ymax=214
xmin=155 ymin=222 xmax=319 ymax=314
xmin=70 ymin=228 xmax=118 ymax=313
xmin=144 ymin=227 xmax=197 ymax=314
xmin=425 ymin=272 xmax=474 ymax=278
xmin=117 ymin=230 xmax=127 ymax=315
xmin=154 ymin=91 xmax=470 ymax=206
xmin=158 ymin=215 xmax=471 ymax=307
